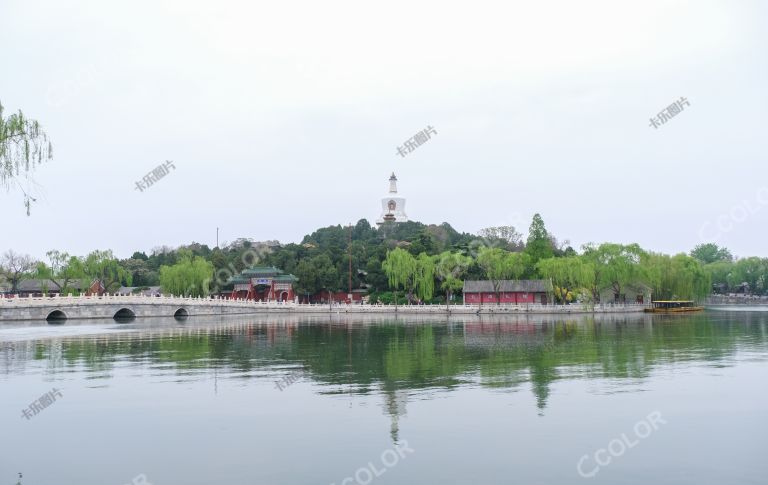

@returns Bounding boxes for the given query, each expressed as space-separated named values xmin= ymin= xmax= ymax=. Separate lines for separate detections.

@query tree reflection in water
xmin=2 ymin=311 xmax=766 ymax=435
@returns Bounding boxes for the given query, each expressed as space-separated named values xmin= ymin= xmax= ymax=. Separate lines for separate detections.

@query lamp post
xmin=348 ymin=223 xmax=353 ymax=304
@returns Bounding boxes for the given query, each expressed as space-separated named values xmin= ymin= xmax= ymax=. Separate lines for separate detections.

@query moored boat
xmin=644 ymin=300 xmax=704 ymax=313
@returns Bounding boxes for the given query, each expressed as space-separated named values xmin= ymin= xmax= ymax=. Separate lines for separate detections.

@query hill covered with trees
xmin=3 ymin=215 xmax=765 ymax=303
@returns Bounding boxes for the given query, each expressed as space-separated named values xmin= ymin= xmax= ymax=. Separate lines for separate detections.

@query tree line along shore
xmin=1 ymin=215 xmax=764 ymax=305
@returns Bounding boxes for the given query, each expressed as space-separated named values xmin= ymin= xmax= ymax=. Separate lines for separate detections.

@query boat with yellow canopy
xmin=644 ymin=300 xmax=704 ymax=313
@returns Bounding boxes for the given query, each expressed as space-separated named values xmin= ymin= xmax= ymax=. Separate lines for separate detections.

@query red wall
xmin=464 ymin=292 xmax=544 ymax=304
xmin=230 ymin=284 xmax=294 ymax=301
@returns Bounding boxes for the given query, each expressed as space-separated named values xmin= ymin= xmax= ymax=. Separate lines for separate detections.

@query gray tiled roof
xmin=463 ymin=279 xmax=553 ymax=293
xmin=16 ymin=279 xmax=89 ymax=292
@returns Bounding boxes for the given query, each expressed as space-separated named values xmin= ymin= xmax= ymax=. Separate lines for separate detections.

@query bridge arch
xmin=113 ymin=307 xmax=136 ymax=321
xmin=46 ymin=309 xmax=68 ymax=323
xmin=174 ymin=308 xmax=189 ymax=319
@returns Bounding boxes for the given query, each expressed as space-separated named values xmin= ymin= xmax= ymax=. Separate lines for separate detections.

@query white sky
xmin=2 ymin=0 xmax=767 ymax=259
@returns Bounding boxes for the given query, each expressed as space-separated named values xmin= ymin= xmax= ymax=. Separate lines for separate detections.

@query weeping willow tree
xmin=435 ymin=251 xmax=472 ymax=310
xmin=536 ymin=256 xmax=594 ymax=303
xmin=644 ymin=253 xmax=711 ymax=301
xmin=414 ymin=252 xmax=435 ymax=302
xmin=476 ymin=246 xmax=528 ymax=304
xmin=382 ymin=248 xmax=416 ymax=309
xmin=0 ymin=101 xmax=53 ymax=214
xmin=382 ymin=248 xmax=436 ymax=307
xmin=159 ymin=250 xmax=214 ymax=297
xmin=83 ymin=250 xmax=133 ymax=293
xmin=582 ymin=243 xmax=648 ymax=302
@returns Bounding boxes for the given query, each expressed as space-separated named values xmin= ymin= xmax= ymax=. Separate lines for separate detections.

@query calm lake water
xmin=2 ymin=310 xmax=767 ymax=485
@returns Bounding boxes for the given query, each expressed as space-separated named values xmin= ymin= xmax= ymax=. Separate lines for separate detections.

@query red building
xmin=227 ymin=266 xmax=297 ymax=301
xmin=463 ymin=280 xmax=553 ymax=305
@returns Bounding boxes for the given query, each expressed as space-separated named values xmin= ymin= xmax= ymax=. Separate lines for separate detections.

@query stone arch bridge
xmin=0 ymin=294 xmax=301 ymax=322
xmin=0 ymin=295 xmax=650 ymax=322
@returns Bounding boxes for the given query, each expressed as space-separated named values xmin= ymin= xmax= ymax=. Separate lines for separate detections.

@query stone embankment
xmin=0 ymin=294 xmax=648 ymax=322
xmin=706 ymin=295 xmax=768 ymax=306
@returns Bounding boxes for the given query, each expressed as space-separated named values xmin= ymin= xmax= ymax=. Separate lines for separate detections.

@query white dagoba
xmin=376 ymin=172 xmax=409 ymax=225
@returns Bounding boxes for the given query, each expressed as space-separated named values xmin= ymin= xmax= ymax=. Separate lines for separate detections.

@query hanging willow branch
xmin=0 ymin=100 xmax=53 ymax=214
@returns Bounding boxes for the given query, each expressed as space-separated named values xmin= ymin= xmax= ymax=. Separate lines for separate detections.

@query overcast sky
xmin=2 ymin=0 xmax=767 ymax=260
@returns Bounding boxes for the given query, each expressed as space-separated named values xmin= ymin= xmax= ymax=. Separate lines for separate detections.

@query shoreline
xmin=0 ymin=294 xmax=649 ymax=321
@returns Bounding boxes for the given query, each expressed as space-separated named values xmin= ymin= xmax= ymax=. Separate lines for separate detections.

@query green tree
xmin=524 ymin=213 xmax=554 ymax=266
xmin=582 ymin=243 xmax=647 ymax=302
xmin=83 ymin=250 xmax=132 ymax=293
xmin=727 ymin=257 xmax=768 ymax=295
xmin=121 ymin=257 xmax=158 ymax=287
xmin=319 ymin=253 xmax=342 ymax=294
xmin=703 ymin=260 xmax=734 ymax=294
xmin=478 ymin=225 xmax=524 ymax=251
xmin=414 ymin=252 xmax=436 ymax=302
xmin=365 ymin=255 xmax=388 ymax=291
xmin=45 ymin=250 xmax=69 ymax=278
xmin=33 ymin=261 xmax=52 ymax=295
xmin=60 ymin=255 xmax=86 ymax=294
xmin=43 ymin=251 xmax=87 ymax=294
xmin=644 ymin=253 xmax=711 ymax=301
xmin=294 ymin=259 xmax=318 ymax=299
xmin=434 ymin=251 xmax=472 ymax=310
xmin=294 ymin=253 xmax=339 ymax=298
xmin=158 ymin=251 xmax=214 ymax=297
xmin=476 ymin=247 xmax=528 ymax=304
xmin=382 ymin=248 xmax=417 ymax=308
xmin=0 ymin=101 xmax=53 ymax=214
xmin=690 ymin=243 xmax=733 ymax=264
xmin=536 ymin=256 xmax=594 ymax=303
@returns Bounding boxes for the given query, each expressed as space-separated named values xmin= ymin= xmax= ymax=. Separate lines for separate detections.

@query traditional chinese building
xmin=227 ymin=266 xmax=298 ymax=301
xmin=12 ymin=279 xmax=104 ymax=297
xmin=599 ymin=283 xmax=652 ymax=304
xmin=376 ymin=172 xmax=409 ymax=225
xmin=462 ymin=280 xmax=553 ymax=305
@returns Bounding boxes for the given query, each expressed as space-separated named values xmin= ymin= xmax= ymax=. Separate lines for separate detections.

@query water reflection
xmin=2 ymin=312 xmax=767 ymax=432
xmin=6 ymin=312 xmax=768 ymax=484
xmin=0 ymin=314 xmax=767 ymax=432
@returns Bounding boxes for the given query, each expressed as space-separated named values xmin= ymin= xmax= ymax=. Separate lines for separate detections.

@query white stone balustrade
xmin=0 ymin=293 xmax=649 ymax=322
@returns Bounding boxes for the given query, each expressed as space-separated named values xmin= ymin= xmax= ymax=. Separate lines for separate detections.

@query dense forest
xmin=2 ymin=214 xmax=766 ymax=303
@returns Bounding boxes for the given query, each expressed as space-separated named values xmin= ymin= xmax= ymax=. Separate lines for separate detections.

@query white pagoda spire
xmin=389 ymin=172 xmax=398 ymax=193
xmin=377 ymin=172 xmax=408 ymax=225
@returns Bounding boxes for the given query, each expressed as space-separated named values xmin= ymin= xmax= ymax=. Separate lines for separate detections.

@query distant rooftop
xmin=227 ymin=266 xmax=298 ymax=285
xmin=463 ymin=280 xmax=553 ymax=293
